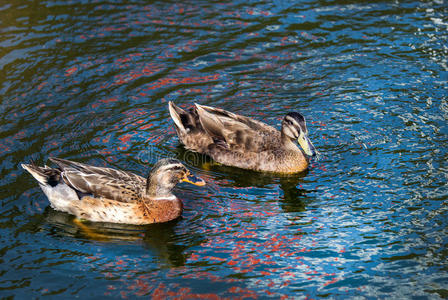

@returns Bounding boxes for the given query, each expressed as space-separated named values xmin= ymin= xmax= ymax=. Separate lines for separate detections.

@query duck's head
xmin=281 ymin=112 xmax=317 ymax=157
xmin=146 ymin=158 xmax=205 ymax=198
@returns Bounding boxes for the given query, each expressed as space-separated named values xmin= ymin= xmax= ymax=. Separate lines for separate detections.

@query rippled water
xmin=1 ymin=0 xmax=447 ymax=298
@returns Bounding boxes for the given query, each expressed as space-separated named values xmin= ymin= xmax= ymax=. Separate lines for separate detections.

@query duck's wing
xmin=194 ymin=104 xmax=279 ymax=152
xmin=49 ymin=158 xmax=146 ymax=203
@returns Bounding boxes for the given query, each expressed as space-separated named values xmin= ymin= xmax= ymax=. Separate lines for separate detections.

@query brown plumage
xmin=168 ymin=102 xmax=317 ymax=173
xmin=22 ymin=158 xmax=205 ymax=224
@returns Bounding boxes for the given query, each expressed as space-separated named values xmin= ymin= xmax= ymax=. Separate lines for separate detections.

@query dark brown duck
xmin=168 ymin=102 xmax=317 ymax=173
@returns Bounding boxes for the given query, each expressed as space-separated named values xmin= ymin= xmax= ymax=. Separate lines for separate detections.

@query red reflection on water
xmin=144 ymin=74 xmax=220 ymax=91
xmin=65 ymin=66 xmax=78 ymax=76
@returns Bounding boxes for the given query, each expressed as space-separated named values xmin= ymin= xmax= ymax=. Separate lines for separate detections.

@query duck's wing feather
xmin=194 ymin=104 xmax=279 ymax=152
xmin=49 ymin=158 xmax=145 ymax=203
xmin=196 ymin=104 xmax=276 ymax=133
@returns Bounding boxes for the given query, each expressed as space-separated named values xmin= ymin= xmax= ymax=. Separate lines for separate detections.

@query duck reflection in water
xmin=42 ymin=208 xmax=203 ymax=267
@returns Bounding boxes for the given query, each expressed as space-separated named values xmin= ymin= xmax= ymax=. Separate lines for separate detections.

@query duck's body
xmin=22 ymin=158 xmax=204 ymax=224
xmin=65 ymin=195 xmax=183 ymax=224
xmin=168 ymin=102 xmax=317 ymax=173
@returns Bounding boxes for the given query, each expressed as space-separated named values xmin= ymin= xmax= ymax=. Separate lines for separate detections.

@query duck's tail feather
xmin=22 ymin=163 xmax=61 ymax=187
xmin=168 ymin=101 xmax=203 ymax=135
xmin=23 ymin=162 xmax=81 ymax=211
xmin=168 ymin=101 xmax=186 ymax=134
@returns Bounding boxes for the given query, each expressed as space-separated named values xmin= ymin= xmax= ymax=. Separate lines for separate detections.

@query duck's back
xmin=51 ymin=157 xmax=146 ymax=203
xmin=195 ymin=104 xmax=279 ymax=151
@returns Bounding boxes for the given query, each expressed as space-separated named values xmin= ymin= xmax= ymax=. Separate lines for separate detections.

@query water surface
xmin=1 ymin=0 xmax=447 ymax=298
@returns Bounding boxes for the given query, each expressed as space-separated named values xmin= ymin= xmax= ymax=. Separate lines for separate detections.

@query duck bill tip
xmin=182 ymin=175 xmax=206 ymax=186
xmin=298 ymin=136 xmax=316 ymax=157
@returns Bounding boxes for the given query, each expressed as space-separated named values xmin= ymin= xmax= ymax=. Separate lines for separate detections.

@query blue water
xmin=1 ymin=0 xmax=447 ymax=298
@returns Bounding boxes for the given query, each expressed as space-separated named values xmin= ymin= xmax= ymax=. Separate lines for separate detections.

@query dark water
xmin=1 ymin=0 xmax=447 ymax=298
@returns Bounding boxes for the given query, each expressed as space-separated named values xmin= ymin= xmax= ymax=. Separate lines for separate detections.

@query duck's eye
xmin=168 ymin=165 xmax=184 ymax=172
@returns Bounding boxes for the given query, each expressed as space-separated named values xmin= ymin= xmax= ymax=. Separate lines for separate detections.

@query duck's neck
xmin=145 ymin=173 xmax=177 ymax=200
xmin=281 ymin=133 xmax=300 ymax=152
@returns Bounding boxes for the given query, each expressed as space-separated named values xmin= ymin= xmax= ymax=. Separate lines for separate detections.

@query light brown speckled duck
xmin=22 ymin=158 xmax=205 ymax=224
xmin=168 ymin=102 xmax=317 ymax=173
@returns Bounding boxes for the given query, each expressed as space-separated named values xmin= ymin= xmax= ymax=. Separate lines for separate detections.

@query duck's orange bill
xmin=182 ymin=173 xmax=206 ymax=186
